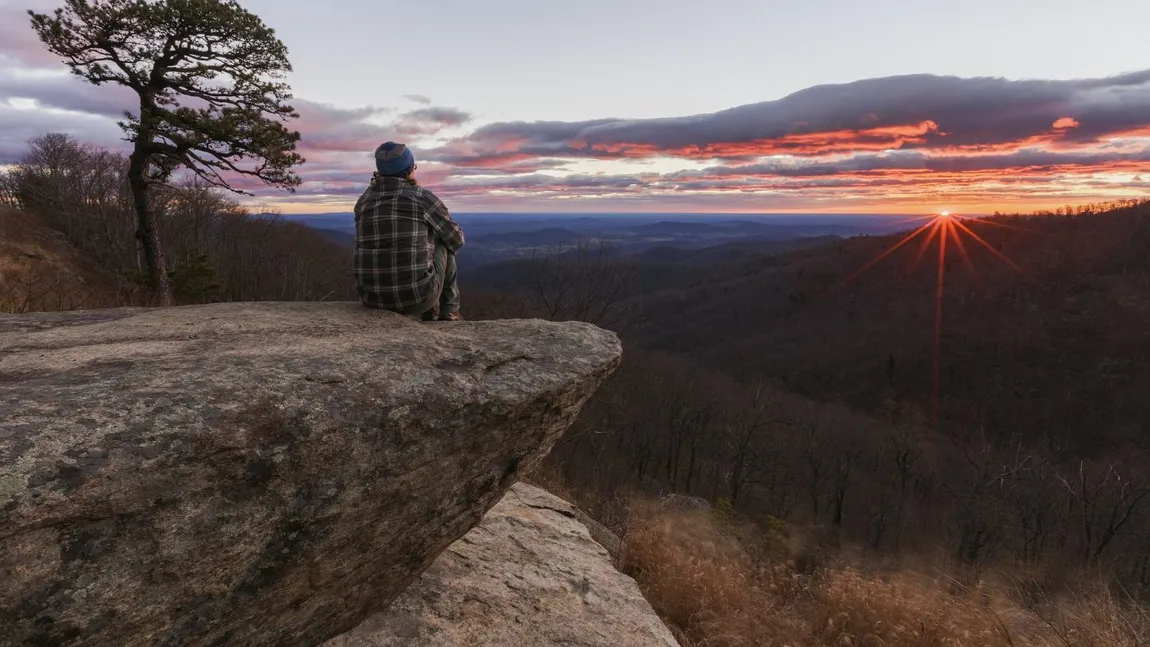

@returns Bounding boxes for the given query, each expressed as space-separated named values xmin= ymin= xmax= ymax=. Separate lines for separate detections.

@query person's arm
xmin=425 ymin=196 xmax=465 ymax=252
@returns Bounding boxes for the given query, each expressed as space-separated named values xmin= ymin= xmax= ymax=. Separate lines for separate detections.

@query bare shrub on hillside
xmin=619 ymin=497 xmax=1150 ymax=647
xmin=3 ymin=134 xmax=137 ymax=269
xmin=0 ymin=208 xmax=141 ymax=313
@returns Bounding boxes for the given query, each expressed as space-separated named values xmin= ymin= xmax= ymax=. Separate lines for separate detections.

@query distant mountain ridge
xmin=295 ymin=213 xmax=914 ymax=270
xmin=478 ymin=227 xmax=586 ymax=246
xmin=313 ymin=227 xmax=355 ymax=248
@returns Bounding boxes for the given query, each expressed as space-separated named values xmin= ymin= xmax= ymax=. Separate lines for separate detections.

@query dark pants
xmin=395 ymin=239 xmax=460 ymax=318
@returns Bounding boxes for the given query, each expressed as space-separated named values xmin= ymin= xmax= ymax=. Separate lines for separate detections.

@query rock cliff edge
xmin=0 ymin=302 xmax=621 ymax=647
xmin=326 ymin=482 xmax=680 ymax=647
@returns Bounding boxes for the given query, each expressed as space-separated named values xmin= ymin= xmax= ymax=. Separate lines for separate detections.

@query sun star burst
xmin=832 ymin=213 xmax=1023 ymax=424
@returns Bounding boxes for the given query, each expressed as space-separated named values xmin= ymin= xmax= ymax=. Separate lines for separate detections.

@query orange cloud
xmin=574 ymin=121 xmax=944 ymax=159
xmin=1053 ymin=117 xmax=1081 ymax=129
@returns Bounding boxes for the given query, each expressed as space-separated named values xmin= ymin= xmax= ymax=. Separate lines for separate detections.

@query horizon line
xmin=270 ymin=211 xmax=988 ymax=217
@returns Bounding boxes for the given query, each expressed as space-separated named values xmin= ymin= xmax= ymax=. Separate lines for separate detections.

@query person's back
xmin=353 ymin=142 xmax=465 ymax=320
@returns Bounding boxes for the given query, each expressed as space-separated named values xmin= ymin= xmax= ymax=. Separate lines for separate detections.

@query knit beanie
xmin=374 ymin=141 xmax=415 ymax=177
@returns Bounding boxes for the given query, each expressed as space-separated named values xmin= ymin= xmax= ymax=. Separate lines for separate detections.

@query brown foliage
xmin=620 ymin=497 xmax=1150 ymax=647
xmin=0 ymin=208 xmax=139 ymax=313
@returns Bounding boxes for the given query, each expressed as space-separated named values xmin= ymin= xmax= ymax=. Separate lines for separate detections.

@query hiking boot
xmin=439 ymin=311 xmax=463 ymax=322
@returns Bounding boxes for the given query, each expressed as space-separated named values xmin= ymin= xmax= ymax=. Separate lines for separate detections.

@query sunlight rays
xmin=834 ymin=212 xmax=1024 ymax=424
xmin=947 ymin=220 xmax=976 ymax=275
xmin=952 ymin=219 xmax=1025 ymax=273
xmin=933 ymin=218 xmax=949 ymax=423
xmin=957 ymin=216 xmax=1038 ymax=234
xmin=909 ymin=219 xmax=945 ymax=272
xmin=829 ymin=220 xmax=936 ymax=294
xmin=889 ymin=214 xmax=941 ymax=228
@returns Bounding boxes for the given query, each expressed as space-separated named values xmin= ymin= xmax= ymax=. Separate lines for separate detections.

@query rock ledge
xmin=0 ymin=302 xmax=621 ymax=647
xmin=326 ymin=483 xmax=680 ymax=647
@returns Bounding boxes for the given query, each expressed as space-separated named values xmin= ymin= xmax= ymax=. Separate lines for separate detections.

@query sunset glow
xmin=2 ymin=0 xmax=1149 ymax=213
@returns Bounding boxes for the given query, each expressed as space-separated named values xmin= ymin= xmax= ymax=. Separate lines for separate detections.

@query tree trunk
xmin=128 ymin=147 xmax=172 ymax=306
xmin=833 ymin=485 xmax=847 ymax=527
xmin=730 ymin=460 xmax=744 ymax=505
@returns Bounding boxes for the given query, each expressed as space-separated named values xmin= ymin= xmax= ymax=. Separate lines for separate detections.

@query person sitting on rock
xmin=353 ymin=141 xmax=465 ymax=321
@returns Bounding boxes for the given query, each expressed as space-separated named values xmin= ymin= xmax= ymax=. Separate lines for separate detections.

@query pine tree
xmin=30 ymin=0 xmax=305 ymax=305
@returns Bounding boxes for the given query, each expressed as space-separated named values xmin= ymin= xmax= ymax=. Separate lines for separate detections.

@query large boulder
xmin=0 ymin=302 xmax=621 ymax=647
xmin=324 ymin=482 xmax=679 ymax=647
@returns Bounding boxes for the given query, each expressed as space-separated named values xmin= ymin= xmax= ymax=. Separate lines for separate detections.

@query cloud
xmin=3 ymin=28 xmax=1148 ymax=213
xmin=683 ymin=147 xmax=1150 ymax=179
xmin=290 ymin=99 xmax=395 ymax=154
xmin=0 ymin=67 xmax=135 ymax=119
xmin=447 ymin=158 xmax=570 ymax=176
xmin=0 ymin=103 xmax=126 ymax=163
xmin=285 ymin=102 xmax=474 ymax=168
xmin=390 ymin=107 xmax=473 ymax=137
xmin=428 ymin=71 xmax=1150 ymax=165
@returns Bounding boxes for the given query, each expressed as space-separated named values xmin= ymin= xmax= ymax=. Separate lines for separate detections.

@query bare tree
xmin=942 ymin=437 xmax=1044 ymax=567
xmin=1009 ymin=452 xmax=1064 ymax=566
xmin=527 ymin=239 xmax=635 ymax=328
xmin=31 ymin=0 xmax=305 ymax=304
xmin=723 ymin=382 xmax=790 ymax=506
xmin=800 ymin=413 xmax=830 ymax=519
xmin=1060 ymin=462 xmax=1150 ymax=564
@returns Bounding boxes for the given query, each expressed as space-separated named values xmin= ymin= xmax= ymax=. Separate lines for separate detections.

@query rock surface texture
xmin=325 ymin=483 xmax=680 ymax=647
xmin=0 ymin=302 xmax=621 ymax=647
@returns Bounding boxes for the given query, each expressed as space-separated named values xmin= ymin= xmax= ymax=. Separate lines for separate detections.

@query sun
xmin=830 ymin=207 xmax=1022 ymax=425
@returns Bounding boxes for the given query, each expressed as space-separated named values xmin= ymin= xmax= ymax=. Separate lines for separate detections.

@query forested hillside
xmin=1 ymin=134 xmax=354 ymax=310
xmin=466 ymin=200 xmax=1150 ymax=600
xmin=635 ymin=202 xmax=1150 ymax=449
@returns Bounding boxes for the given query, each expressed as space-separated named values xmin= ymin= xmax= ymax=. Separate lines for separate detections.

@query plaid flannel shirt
xmin=353 ymin=174 xmax=465 ymax=310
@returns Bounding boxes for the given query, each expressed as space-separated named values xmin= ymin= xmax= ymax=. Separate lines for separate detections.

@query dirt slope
xmin=0 ymin=208 xmax=128 ymax=313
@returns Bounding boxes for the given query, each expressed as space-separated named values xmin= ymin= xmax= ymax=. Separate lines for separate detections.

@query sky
xmin=2 ymin=0 xmax=1149 ymax=214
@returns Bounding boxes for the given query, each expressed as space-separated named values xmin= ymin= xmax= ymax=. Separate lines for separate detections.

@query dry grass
xmin=523 ymin=462 xmax=633 ymax=533
xmin=617 ymin=499 xmax=1150 ymax=647
xmin=0 ymin=209 xmax=133 ymax=313
xmin=1013 ymin=583 xmax=1150 ymax=647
